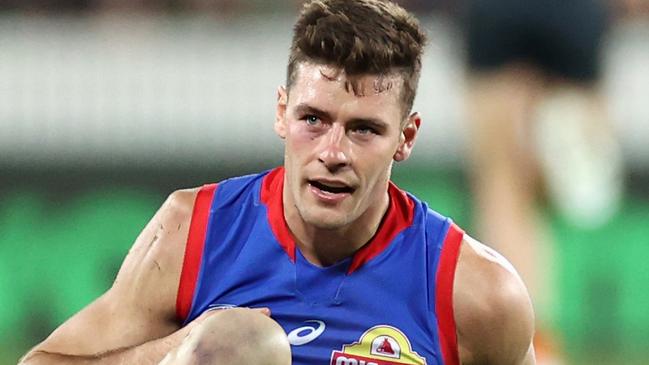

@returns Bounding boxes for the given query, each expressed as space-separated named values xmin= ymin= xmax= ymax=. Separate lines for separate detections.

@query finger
xmin=255 ymin=307 xmax=271 ymax=316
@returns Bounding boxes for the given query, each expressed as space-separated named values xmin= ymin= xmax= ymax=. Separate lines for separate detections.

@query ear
xmin=393 ymin=112 xmax=421 ymax=162
xmin=274 ymin=86 xmax=288 ymax=139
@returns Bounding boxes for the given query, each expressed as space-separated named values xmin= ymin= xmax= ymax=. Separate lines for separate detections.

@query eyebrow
xmin=294 ymin=104 xmax=333 ymax=122
xmin=293 ymin=103 xmax=389 ymax=129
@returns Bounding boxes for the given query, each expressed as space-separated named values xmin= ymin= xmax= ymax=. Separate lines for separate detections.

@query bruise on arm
xmin=454 ymin=236 xmax=536 ymax=365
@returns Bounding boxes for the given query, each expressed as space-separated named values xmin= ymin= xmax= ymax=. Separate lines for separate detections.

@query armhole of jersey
xmin=435 ymin=222 xmax=464 ymax=365
xmin=176 ymin=183 xmax=217 ymax=322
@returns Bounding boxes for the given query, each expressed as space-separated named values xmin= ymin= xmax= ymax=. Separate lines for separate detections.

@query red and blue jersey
xmin=176 ymin=167 xmax=463 ymax=365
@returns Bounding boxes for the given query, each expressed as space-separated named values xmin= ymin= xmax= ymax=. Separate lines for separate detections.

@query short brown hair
xmin=287 ymin=0 xmax=427 ymax=116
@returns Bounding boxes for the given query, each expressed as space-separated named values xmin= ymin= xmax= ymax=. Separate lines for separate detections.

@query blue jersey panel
xmin=184 ymin=169 xmax=456 ymax=365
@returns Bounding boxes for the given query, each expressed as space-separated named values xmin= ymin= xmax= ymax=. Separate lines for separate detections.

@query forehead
xmin=288 ymin=63 xmax=404 ymax=117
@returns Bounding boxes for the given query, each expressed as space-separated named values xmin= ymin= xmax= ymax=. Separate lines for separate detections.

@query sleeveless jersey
xmin=176 ymin=167 xmax=464 ymax=365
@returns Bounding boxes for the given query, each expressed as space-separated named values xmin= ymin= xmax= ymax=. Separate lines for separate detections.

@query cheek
xmin=287 ymin=123 xmax=321 ymax=156
xmin=363 ymin=145 xmax=396 ymax=180
xmin=287 ymin=122 xmax=311 ymax=143
xmin=359 ymin=139 xmax=399 ymax=164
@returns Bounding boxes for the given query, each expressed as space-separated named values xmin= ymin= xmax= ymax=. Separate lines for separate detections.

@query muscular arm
xmin=454 ymin=235 xmax=536 ymax=365
xmin=19 ymin=188 xmax=200 ymax=365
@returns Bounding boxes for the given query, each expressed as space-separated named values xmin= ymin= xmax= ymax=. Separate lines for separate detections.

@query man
xmin=463 ymin=1 xmax=622 ymax=361
xmin=20 ymin=1 xmax=535 ymax=364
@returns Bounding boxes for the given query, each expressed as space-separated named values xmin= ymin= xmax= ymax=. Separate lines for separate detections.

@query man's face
xmin=275 ymin=63 xmax=420 ymax=231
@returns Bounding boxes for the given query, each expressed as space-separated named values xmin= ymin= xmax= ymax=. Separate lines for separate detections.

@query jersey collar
xmin=261 ymin=166 xmax=414 ymax=274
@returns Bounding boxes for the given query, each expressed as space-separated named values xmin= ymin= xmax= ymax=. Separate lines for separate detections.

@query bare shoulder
xmin=118 ymin=188 xmax=199 ymax=284
xmin=454 ymin=235 xmax=536 ymax=365
xmin=29 ymin=187 xmax=200 ymax=357
xmin=111 ymin=187 xmax=199 ymax=308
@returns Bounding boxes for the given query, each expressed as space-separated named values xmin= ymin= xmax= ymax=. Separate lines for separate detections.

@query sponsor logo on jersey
xmin=288 ymin=320 xmax=326 ymax=346
xmin=330 ymin=326 xmax=426 ymax=365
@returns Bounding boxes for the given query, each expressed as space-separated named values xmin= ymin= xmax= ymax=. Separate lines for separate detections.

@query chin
xmin=302 ymin=209 xmax=351 ymax=230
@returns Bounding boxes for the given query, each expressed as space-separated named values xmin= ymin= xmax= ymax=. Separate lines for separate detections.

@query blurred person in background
xmin=19 ymin=0 xmax=537 ymax=364
xmin=462 ymin=0 xmax=631 ymax=362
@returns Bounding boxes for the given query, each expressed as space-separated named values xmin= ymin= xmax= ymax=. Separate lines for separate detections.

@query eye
xmin=304 ymin=115 xmax=320 ymax=126
xmin=354 ymin=125 xmax=378 ymax=135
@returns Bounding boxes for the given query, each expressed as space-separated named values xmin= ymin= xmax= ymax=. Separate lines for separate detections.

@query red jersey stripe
xmin=435 ymin=223 xmax=464 ymax=365
xmin=176 ymin=183 xmax=217 ymax=322
xmin=347 ymin=183 xmax=415 ymax=274
xmin=260 ymin=167 xmax=296 ymax=262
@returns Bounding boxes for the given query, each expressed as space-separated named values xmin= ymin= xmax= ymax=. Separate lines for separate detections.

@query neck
xmin=285 ymin=191 xmax=390 ymax=267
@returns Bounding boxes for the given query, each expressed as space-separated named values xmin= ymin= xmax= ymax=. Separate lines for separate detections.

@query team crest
xmin=330 ymin=325 xmax=427 ymax=365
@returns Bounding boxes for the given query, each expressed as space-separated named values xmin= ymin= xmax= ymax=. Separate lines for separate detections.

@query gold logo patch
xmin=330 ymin=326 xmax=427 ymax=365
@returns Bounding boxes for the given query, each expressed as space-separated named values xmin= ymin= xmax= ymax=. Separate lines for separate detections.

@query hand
xmin=158 ymin=307 xmax=275 ymax=365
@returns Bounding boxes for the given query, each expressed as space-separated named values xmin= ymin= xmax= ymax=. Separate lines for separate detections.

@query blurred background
xmin=0 ymin=0 xmax=647 ymax=364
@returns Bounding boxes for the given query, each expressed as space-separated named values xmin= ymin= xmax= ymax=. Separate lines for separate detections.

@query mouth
xmin=307 ymin=179 xmax=355 ymax=195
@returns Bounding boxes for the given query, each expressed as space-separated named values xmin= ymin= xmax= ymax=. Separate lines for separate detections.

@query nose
xmin=318 ymin=124 xmax=350 ymax=171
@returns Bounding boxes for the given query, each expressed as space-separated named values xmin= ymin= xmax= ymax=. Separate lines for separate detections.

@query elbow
xmin=18 ymin=350 xmax=68 ymax=365
xmin=18 ymin=351 xmax=44 ymax=365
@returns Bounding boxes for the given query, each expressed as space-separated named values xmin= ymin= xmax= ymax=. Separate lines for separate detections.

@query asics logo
xmin=287 ymin=320 xmax=326 ymax=346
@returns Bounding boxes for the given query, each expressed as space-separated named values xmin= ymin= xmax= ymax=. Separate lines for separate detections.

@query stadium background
xmin=1 ymin=1 xmax=648 ymax=364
